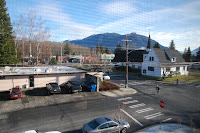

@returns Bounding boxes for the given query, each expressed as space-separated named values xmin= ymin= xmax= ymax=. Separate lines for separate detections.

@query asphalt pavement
xmin=0 ymin=73 xmax=199 ymax=133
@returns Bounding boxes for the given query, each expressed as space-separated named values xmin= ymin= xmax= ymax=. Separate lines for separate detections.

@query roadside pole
xmin=122 ymin=34 xmax=136 ymax=88
xmin=122 ymin=36 xmax=131 ymax=88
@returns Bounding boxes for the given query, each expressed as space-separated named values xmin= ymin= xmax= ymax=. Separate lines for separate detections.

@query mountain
xmin=64 ymin=33 xmax=168 ymax=51
xmin=192 ymin=47 xmax=199 ymax=56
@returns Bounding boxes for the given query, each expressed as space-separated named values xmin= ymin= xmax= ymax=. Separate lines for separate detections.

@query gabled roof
xmin=112 ymin=50 xmax=148 ymax=62
xmin=153 ymin=48 xmax=185 ymax=65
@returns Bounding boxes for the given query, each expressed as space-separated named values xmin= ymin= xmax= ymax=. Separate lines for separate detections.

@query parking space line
xmin=162 ymin=118 xmax=172 ymax=122
xmin=129 ymin=103 xmax=145 ymax=109
xmin=120 ymin=109 xmax=144 ymax=127
xmin=144 ymin=112 xmax=163 ymax=119
xmin=136 ymin=107 xmax=154 ymax=113
xmin=117 ymin=97 xmax=132 ymax=101
xmin=123 ymin=100 xmax=138 ymax=105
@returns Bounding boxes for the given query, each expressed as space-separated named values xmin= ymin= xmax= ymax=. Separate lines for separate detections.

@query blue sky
xmin=6 ymin=0 xmax=200 ymax=51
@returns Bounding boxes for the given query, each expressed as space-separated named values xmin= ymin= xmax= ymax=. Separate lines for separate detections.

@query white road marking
xmin=136 ymin=107 xmax=154 ymax=113
xmin=144 ymin=112 xmax=163 ymax=119
xmin=117 ymin=97 xmax=132 ymax=101
xmin=162 ymin=118 xmax=172 ymax=122
xmin=120 ymin=109 xmax=144 ymax=127
xmin=123 ymin=100 xmax=138 ymax=105
xmin=129 ymin=103 xmax=145 ymax=108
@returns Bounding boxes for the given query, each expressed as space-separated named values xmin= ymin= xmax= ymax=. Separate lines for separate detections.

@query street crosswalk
xmin=117 ymin=96 xmax=172 ymax=127
xmin=136 ymin=107 xmax=154 ymax=113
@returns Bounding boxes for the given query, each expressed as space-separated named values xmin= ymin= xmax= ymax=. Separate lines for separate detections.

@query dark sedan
xmin=46 ymin=83 xmax=61 ymax=95
xmin=60 ymin=81 xmax=82 ymax=93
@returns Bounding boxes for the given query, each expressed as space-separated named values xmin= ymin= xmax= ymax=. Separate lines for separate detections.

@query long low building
xmin=0 ymin=66 xmax=87 ymax=92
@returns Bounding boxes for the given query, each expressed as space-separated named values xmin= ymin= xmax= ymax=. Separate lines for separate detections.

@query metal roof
xmin=0 ymin=66 xmax=87 ymax=76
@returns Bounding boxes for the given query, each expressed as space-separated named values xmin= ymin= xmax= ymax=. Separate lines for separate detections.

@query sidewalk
xmin=99 ymin=87 xmax=137 ymax=97
xmin=138 ymin=123 xmax=200 ymax=133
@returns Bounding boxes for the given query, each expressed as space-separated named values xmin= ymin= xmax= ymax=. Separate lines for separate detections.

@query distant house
xmin=112 ymin=50 xmax=148 ymax=69
xmin=100 ymin=54 xmax=115 ymax=62
xmin=141 ymin=48 xmax=189 ymax=77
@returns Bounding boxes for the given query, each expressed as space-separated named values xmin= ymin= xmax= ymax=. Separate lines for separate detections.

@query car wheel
xmin=121 ymin=128 xmax=127 ymax=133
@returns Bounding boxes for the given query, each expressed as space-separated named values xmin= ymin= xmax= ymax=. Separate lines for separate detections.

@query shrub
xmin=49 ymin=58 xmax=57 ymax=65
xmin=100 ymin=81 xmax=120 ymax=91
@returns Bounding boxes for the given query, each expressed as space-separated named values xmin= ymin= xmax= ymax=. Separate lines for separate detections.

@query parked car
xmin=103 ymin=73 xmax=110 ymax=80
xmin=22 ymin=130 xmax=61 ymax=133
xmin=82 ymin=117 xmax=130 ymax=133
xmin=60 ymin=81 xmax=82 ymax=93
xmin=81 ymin=81 xmax=97 ymax=91
xmin=10 ymin=87 xmax=22 ymax=99
xmin=46 ymin=83 xmax=61 ymax=95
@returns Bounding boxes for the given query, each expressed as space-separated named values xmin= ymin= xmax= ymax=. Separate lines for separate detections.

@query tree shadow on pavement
xmin=0 ymin=91 xmax=10 ymax=101
xmin=62 ymin=129 xmax=82 ymax=133
xmin=25 ymin=87 xmax=49 ymax=96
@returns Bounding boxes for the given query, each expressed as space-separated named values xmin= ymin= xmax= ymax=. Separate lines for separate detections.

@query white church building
xmin=141 ymin=48 xmax=189 ymax=78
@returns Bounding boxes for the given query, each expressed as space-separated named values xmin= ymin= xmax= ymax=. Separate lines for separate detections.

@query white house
xmin=141 ymin=48 xmax=189 ymax=77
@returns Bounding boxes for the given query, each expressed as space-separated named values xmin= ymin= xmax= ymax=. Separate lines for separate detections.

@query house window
xmin=183 ymin=66 xmax=185 ymax=71
xmin=166 ymin=67 xmax=170 ymax=71
xmin=143 ymin=69 xmax=146 ymax=73
xmin=177 ymin=67 xmax=180 ymax=71
xmin=172 ymin=57 xmax=176 ymax=62
xmin=148 ymin=66 xmax=154 ymax=71
xmin=149 ymin=57 xmax=151 ymax=61
xmin=152 ymin=57 xmax=154 ymax=61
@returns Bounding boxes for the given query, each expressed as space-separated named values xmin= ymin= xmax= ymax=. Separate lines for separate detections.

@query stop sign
xmin=160 ymin=100 xmax=165 ymax=108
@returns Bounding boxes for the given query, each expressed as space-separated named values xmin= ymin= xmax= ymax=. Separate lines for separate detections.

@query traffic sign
xmin=160 ymin=100 xmax=165 ymax=108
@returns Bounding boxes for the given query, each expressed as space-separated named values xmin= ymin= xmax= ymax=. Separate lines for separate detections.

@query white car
xmin=103 ymin=73 xmax=110 ymax=80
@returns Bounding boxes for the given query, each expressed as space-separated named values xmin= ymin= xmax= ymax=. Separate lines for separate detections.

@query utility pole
xmin=122 ymin=34 xmax=136 ymax=88
xmin=61 ymin=42 xmax=63 ymax=65
xmin=122 ymin=36 xmax=132 ymax=88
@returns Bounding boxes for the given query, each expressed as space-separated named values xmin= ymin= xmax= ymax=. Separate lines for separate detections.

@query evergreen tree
xmin=186 ymin=47 xmax=191 ymax=62
xmin=105 ymin=45 xmax=111 ymax=54
xmin=183 ymin=48 xmax=187 ymax=60
xmin=114 ymin=43 xmax=123 ymax=54
xmin=63 ymin=43 xmax=71 ymax=55
xmin=169 ymin=40 xmax=175 ymax=50
xmin=0 ymin=0 xmax=19 ymax=65
xmin=153 ymin=42 xmax=160 ymax=48
xmin=196 ymin=47 xmax=200 ymax=61
xmin=100 ymin=44 xmax=104 ymax=54
xmin=95 ymin=43 xmax=100 ymax=55
xmin=90 ymin=46 xmax=94 ymax=56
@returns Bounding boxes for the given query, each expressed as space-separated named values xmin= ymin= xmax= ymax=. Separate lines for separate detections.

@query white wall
xmin=142 ymin=49 xmax=162 ymax=77
xmin=34 ymin=73 xmax=84 ymax=88
xmin=0 ymin=76 xmax=29 ymax=91
xmin=0 ymin=73 xmax=85 ymax=91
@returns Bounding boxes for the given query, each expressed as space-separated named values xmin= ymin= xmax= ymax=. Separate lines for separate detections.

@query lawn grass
xmin=162 ymin=71 xmax=200 ymax=83
xmin=113 ymin=70 xmax=200 ymax=83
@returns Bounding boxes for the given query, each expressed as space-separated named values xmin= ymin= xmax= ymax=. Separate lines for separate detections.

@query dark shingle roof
xmin=112 ymin=50 xmax=148 ymax=62
xmin=153 ymin=48 xmax=185 ymax=64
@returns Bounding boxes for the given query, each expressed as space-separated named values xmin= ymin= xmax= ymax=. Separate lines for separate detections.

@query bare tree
xmin=33 ymin=16 xmax=50 ymax=65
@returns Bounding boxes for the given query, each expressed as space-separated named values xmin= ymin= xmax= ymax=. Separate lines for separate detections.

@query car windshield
xmin=11 ymin=91 xmax=21 ymax=95
xmin=70 ymin=81 xmax=80 ymax=86
xmin=49 ymin=83 xmax=59 ymax=87
xmin=104 ymin=74 xmax=108 ymax=76
xmin=88 ymin=120 xmax=100 ymax=129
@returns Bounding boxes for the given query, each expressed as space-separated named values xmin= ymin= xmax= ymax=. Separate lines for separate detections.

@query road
xmin=0 ymin=73 xmax=199 ymax=133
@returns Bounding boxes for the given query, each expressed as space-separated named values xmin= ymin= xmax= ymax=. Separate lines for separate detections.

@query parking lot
xmin=0 ymin=87 xmax=105 ymax=113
